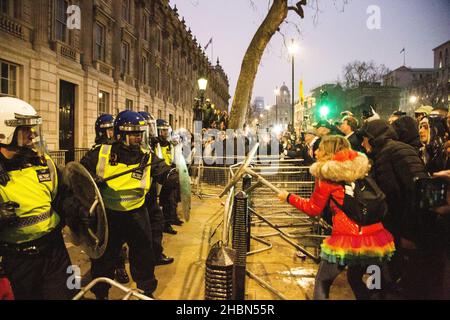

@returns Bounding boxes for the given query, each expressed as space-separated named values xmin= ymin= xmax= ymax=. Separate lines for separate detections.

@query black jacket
xmin=360 ymin=120 xmax=431 ymax=246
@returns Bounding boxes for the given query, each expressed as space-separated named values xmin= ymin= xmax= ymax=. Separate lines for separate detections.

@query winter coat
xmin=359 ymin=120 xmax=433 ymax=247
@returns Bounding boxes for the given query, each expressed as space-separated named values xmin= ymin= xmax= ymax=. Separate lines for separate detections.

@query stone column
xmin=81 ymin=0 xmax=94 ymax=68
xmin=32 ymin=0 xmax=50 ymax=49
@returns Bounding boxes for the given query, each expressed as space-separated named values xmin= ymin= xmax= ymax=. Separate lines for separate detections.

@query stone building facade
xmin=433 ymin=40 xmax=450 ymax=109
xmin=0 ymin=0 xmax=230 ymax=158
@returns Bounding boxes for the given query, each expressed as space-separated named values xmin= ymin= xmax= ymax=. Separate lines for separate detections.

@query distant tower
xmin=275 ymin=83 xmax=291 ymax=127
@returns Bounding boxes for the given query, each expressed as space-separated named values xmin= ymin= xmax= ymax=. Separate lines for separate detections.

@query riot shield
xmin=174 ymin=143 xmax=191 ymax=221
xmin=63 ymin=162 xmax=108 ymax=259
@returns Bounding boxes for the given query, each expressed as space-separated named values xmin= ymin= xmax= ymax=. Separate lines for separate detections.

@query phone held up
xmin=414 ymin=177 xmax=448 ymax=210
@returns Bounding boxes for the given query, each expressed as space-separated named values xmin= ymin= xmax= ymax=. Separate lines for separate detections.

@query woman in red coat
xmin=279 ymin=135 xmax=395 ymax=299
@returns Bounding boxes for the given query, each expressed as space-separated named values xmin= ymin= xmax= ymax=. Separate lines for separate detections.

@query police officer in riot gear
xmin=139 ymin=112 xmax=174 ymax=265
xmin=93 ymin=114 xmax=130 ymax=284
xmin=81 ymin=110 xmax=178 ymax=299
xmin=0 ymin=97 xmax=73 ymax=299
xmin=154 ymin=119 xmax=183 ymax=235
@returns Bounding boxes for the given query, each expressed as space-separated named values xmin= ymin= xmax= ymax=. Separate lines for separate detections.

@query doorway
xmin=59 ymin=80 xmax=76 ymax=163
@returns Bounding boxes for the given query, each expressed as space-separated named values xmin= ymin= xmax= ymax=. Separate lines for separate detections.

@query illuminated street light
xmin=198 ymin=77 xmax=208 ymax=91
xmin=409 ymin=95 xmax=418 ymax=104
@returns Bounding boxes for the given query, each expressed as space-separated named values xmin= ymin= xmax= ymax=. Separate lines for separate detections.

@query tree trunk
xmin=228 ymin=0 xmax=288 ymax=129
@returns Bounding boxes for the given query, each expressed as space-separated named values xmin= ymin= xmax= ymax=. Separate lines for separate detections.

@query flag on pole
xmin=400 ymin=48 xmax=405 ymax=54
xmin=299 ymin=79 xmax=304 ymax=105
xmin=204 ymin=37 xmax=213 ymax=50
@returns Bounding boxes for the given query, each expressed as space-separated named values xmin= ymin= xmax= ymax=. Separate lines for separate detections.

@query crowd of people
xmin=277 ymin=105 xmax=450 ymax=299
xmin=1 ymin=94 xmax=449 ymax=300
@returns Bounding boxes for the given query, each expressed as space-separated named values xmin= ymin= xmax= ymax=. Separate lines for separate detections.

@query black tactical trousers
xmin=159 ymin=184 xmax=179 ymax=225
xmin=147 ymin=204 xmax=164 ymax=260
xmin=91 ymin=205 xmax=157 ymax=298
xmin=2 ymin=229 xmax=74 ymax=300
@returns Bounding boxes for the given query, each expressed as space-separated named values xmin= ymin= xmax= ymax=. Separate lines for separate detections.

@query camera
xmin=414 ymin=177 xmax=448 ymax=210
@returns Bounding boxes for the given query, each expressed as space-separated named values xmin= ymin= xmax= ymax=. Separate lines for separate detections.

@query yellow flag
xmin=299 ymin=79 xmax=304 ymax=104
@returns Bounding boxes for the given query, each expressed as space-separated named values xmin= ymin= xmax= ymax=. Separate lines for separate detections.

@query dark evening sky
xmin=171 ymin=0 xmax=450 ymax=107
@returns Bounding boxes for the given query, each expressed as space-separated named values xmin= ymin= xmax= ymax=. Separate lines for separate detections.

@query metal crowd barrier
xmin=72 ymin=277 xmax=153 ymax=300
xmin=211 ymin=158 xmax=325 ymax=300
xmin=191 ymin=156 xmax=305 ymax=198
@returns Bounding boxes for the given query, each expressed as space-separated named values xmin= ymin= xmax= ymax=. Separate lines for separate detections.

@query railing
xmin=48 ymin=148 xmax=90 ymax=165
xmin=48 ymin=150 xmax=67 ymax=166
xmin=52 ymin=41 xmax=80 ymax=63
xmin=0 ymin=14 xmax=33 ymax=41
xmin=74 ymin=148 xmax=90 ymax=163
xmin=94 ymin=60 xmax=113 ymax=77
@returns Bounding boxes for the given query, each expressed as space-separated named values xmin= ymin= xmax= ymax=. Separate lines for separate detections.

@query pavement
xmin=66 ymin=193 xmax=355 ymax=300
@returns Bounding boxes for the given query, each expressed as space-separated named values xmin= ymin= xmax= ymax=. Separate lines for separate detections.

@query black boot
xmin=163 ymin=224 xmax=177 ymax=235
xmin=172 ymin=219 xmax=184 ymax=226
xmin=114 ymin=267 xmax=130 ymax=284
xmin=155 ymin=253 xmax=174 ymax=266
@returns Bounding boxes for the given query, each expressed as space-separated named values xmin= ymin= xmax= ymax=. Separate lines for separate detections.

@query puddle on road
xmin=278 ymin=267 xmax=316 ymax=289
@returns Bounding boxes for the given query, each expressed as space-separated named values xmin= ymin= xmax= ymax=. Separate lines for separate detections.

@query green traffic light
xmin=319 ymin=105 xmax=329 ymax=117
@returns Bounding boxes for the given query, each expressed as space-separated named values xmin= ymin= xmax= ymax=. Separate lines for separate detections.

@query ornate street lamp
xmin=194 ymin=77 xmax=208 ymax=122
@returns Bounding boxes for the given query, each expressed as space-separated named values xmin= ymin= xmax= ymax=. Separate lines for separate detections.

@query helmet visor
xmin=15 ymin=124 xmax=47 ymax=157
xmin=124 ymin=131 xmax=150 ymax=152
xmin=148 ymin=119 xmax=158 ymax=138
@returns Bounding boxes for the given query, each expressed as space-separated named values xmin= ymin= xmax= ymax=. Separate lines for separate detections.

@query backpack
xmin=330 ymin=176 xmax=388 ymax=226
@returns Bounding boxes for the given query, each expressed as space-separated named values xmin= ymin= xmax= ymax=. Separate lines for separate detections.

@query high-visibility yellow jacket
xmin=96 ymin=144 xmax=152 ymax=211
xmin=0 ymin=155 xmax=60 ymax=244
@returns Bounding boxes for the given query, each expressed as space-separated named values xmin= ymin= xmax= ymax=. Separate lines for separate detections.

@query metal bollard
xmin=232 ymin=191 xmax=248 ymax=300
xmin=205 ymin=242 xmax=235 ymax=300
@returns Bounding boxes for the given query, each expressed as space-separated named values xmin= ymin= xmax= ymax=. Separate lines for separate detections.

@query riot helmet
xmin=95 ymin=114 xmax=115 ymax=144
xmin=114 ymin=110 xmax=149 ymax=151
xmin=138 ymin=111 xmax=157 ymax=138
xmin=0 ymin=97 xmax=47 ymax=158
xmin=156 ymin=119 xmax=172 ymax=141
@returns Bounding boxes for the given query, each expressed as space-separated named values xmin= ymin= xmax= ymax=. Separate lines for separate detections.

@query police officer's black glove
xmin=0 ymin=201 xmax=19 ymax=229
xmin=79 ymin=208 xmax=97 ymax=230
xmin=93 ymin=176 xmax=107 ymax=189
xmin=0 ymin=162 xmax=10 ymax=186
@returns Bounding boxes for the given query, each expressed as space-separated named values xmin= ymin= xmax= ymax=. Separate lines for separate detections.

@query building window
xmin=122 ymin=0 xmax=130 ymax=22
xmin=178 ymin=116 xmax=182 ymax=129
xmin=169 ymin=114 xmax=174 ymax=128
xmin=155 ymin=66 xmax=160 ymax=91
xmin=158 ymin=109 xmax=162 ymax=119
xmin=94 ymin=23 xmax=105 ymax=61
xmin=0 ymin=60 xmax=17 ymax=97
xmin=143 ymin=14 xmax=149 ymax=41
xmin=55 ymin=0 xmax=68 ymax=43
xmin=98 ymin=91 xmax=109 ymax=115
xmin=155 ymin=28 xmax=161 ymax=53
xmin=0 ymin=0 xmax=7 ymax=14
xmin=125 ymin=99 xmax=133 ymax=111
xmin=141 ymin=56 xmax=148 ymax=85
xmin=0 ymin=0 xmax=18 ymax=17
xmin=144 ymin=105 xmax=149 ymax=113
xmin=121 ymin=42 xmax=130 ymax=75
